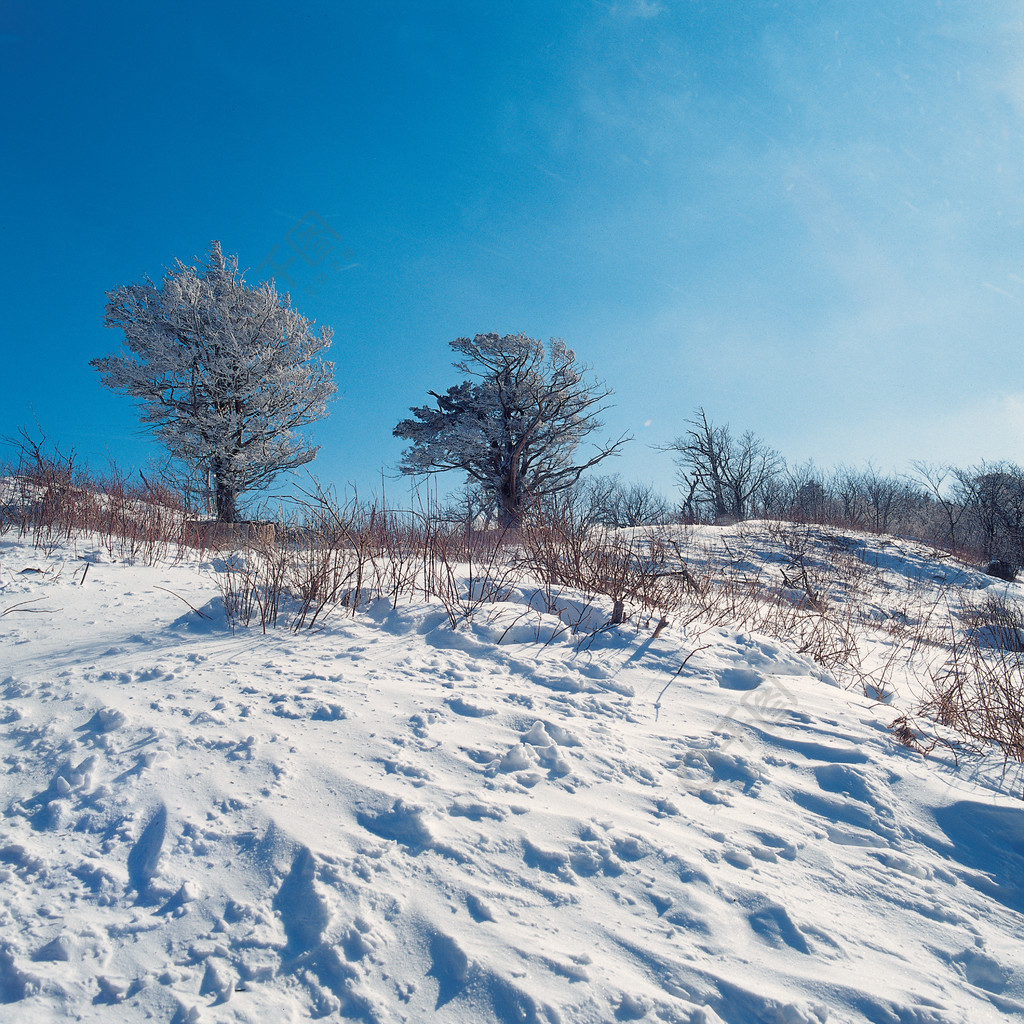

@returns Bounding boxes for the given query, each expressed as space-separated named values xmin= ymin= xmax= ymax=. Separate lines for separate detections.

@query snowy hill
xmin=2 ymin=525 xmax=1023 ymax=1023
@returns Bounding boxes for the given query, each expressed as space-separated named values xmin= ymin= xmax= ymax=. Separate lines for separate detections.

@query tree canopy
xmin=394 ymin=333 xmax=628 ymax=527
xmin=93 ymin=242 xmax=335 ymax=522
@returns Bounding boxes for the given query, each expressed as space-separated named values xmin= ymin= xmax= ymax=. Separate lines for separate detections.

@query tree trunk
xmin=211 ymin=464 xmax=238 ymax=523
xmin=497 ymin=470 xmax=526 ymax=529
xmin=498 ymin=494 xmax=525 ymax=530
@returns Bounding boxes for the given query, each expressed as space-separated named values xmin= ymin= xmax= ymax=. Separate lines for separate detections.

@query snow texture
xmin=1 ymin=527 xmax=1023 ymax=1022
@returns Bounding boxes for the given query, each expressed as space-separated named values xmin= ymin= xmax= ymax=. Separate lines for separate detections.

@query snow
xmin=2 ymin=524 xmax=1023 ymax=1023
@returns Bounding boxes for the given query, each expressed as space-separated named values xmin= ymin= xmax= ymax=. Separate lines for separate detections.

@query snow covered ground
xmin=2 ymin=525 xmax=1023 ymax=1023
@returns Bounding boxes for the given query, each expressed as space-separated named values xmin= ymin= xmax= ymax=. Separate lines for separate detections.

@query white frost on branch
xmin=93 ymin=241 xmax=336 ymax=522
xmin=394 ymin=333 xmax=629 ymax=527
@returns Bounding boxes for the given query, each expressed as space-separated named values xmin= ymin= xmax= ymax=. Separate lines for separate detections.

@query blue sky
xmin=3 ymin=0 xmax=1024 ymax=507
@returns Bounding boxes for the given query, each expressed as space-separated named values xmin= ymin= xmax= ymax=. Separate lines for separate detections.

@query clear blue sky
xmin=3 ymin=0 xmax=1024 ymax=507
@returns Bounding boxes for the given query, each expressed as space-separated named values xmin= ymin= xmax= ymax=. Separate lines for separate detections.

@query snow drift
xmin=1 ymin=523 xmax=1023 ymax=1023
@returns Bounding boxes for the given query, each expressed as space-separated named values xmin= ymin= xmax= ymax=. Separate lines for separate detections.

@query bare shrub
xmin=15 ymin=430 xmax=1024 ymax=770
xmin=2 ymin=427 xmax=188 ymax=563
xmin=682 ymin=522 xmax=868 ymax=674
xmin=888 ymin=715 xmax=940 ymax=757
xmin=214 ymin=489 xmax=384 ymax=632
xmin=2 ymin=428 xmax=85 ymax=550
xmin=211 ymin=483 xmax=524 ymax=633
xmin=961 ymin=593 xmax=1024 ymax=653
xmin=215 ymin=553 xmax=267 ymax=631
xmin=518 ymin=504 xmax=696 ymax=635
xmin=420 ymin=515 xmax=520 ymax=629
xmin=920 ymin=635 xmax=1024 ymax=764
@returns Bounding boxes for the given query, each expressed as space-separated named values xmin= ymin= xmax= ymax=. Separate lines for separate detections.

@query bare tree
xmin=550 ymin=475 xmax=674 ymax=529
xmin=605 ymin=479 xmax=674 ymax=527
xmin=861 ymin=465 xmax=921 ymax=534
xmin=557 ymin=475 xmax=623 ymax=531
xmin=954 ymin=462 xmax=1024 ymax=562
xmin=784 ymin=461 xmax=832 ymax=524
xmin=830 ymin=464 xmax=924 ymax=534
xmin=394 ymin=333 xmax=629 ymax=528
xmin=911 ymin=462 xmax=970 ymax=551
xmin=830 ymin=466 xmax=871 ymax=528
xmin=663 ymin=409 xmax=784 ymax=522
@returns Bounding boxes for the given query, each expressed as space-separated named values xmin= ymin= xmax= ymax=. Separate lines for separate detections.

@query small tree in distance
xmin=93 ymin=242 xmax=336 ymax=523
xmin=664 ymin=409 xmax=784 ymax=522
xmin=394 ymin=333 xmax=629 ymax=528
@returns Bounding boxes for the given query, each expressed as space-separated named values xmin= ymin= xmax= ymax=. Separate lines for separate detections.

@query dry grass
xmin=1 ymin=441 xmax=190 ymax=564
xmin=918 ymin=593 xmax=1024 ymax=763
xmin=6 ymin=457 xmax=1024 ymax=766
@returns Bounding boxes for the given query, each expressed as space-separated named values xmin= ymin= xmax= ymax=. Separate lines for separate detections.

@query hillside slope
xmin=1 ymin=530 xmax=1023 ymax=1023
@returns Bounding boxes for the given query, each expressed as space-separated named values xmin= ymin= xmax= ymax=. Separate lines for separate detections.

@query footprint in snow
xmin=0 ymin=944 xmax=40 ymax=1002
xmin=77 ymin=707 xmax=127 ymax=735
xmin=722 ymin=847 xmax=754 ymax=869
xmin=428 ymin=932 xmax=471 ymax=1008
xmin=747 ymin=900 xmax=812 ymax=954
xmin=716 ymin=668 xmax=763 ymax=691
xmin=679 ymin=748 xmax=763 ymax=798
xmin=23 ymin=756 xmax=102 ymax=831
xmin=357 ymin=800 xmax=434 ymax=855
xmin=127 ymin=804 xmax=167 ymax=902
xmin=383 ymin=758 xmax=431 ymax=785
xmin=750 ymin=831 xmax=799 ymax=861
xmin=198 ymin=957 xmax=237 ymax=1004
xmin=273 ymin=847 xmax=329 ymax=954
xmin=757 ymin=729 xmax=869 ymax=765
xmin=493 ymin=720 xmax=577 ymax=780
xmin=568 ymin=841 xmax=623 ymax=878
xmin=445 ymin=696 xmax=495 ymax=718
xmin=523 ymin=840 xmax=573 ymax=880
xmin=951 ymin=948 xmax=1010 ymax=994
xmin=31 ymin=934 xmax=72 ymax=963
xmin=791 ymin=789 xmax=899 ymax=846
xmin=466 ymin=893 xmax=495 ymax=922
xmin=814 ymin=764 xmax=892 ymax=816
xmin=449 ymin=799 xmax=504 ymax=821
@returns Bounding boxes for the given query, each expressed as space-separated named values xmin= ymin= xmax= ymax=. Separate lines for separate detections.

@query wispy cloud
xmin=615 ymin=0 xmax=665 ymax=19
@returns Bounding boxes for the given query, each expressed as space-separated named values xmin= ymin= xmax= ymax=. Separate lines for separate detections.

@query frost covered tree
xmin=93 ymin=242 xmax=335 ymax=522
xmin=394 ymin=333 xmax=628 ymax=528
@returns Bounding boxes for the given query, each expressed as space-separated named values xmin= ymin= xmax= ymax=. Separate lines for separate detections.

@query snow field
xmin=1 ymin=532 xmax=1023 ymax=1023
